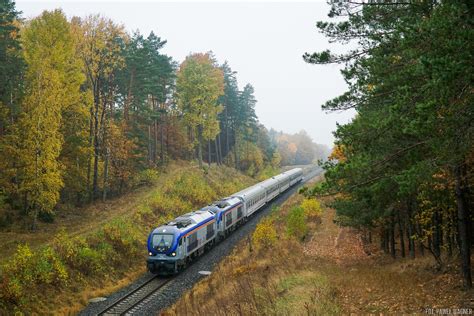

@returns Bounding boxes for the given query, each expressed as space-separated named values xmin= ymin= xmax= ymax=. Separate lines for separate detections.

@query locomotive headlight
xmin=149 ymin=252 xmax=153 ymax=256
xmin=171 ymin=252 xmax=176 ymax=257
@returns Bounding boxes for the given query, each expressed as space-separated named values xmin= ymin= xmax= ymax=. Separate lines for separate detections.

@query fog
xmin=17 ymin=0 xmax=356 ymax=147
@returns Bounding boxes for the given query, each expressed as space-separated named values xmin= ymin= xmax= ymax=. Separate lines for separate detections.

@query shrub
xmin=75 ymin=247 xmax=104 ymax=275
xmin=132 ymin=169 xmax=160 ymax=187
xmin=36 ymin=246 xmax=68 ymax=285
xmin=149 ymin=192 xmax=192 ymax=216
xmin=252 ymin=218 xmax=277 ymax=249
xmin=286 ymin=206 xmax=308 ymax=241
xmin=165 ymin=172 xmax=215 ymax=205
xmin=301 ymin=198 xmax=322 ymax=218
xmin=101 ymin=219 xmax=142 ymax=258
xmin=53 ymin=230 xmax=87 ymax=268
xmin=0 ymin=244 xmax=69 ymax=308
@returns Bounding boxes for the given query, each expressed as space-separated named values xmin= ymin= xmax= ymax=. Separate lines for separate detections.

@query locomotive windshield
xmin=152 ymin=234 xmax=174 ymax=252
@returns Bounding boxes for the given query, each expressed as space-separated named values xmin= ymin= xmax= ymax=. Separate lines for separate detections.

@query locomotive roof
xmin=203 ymin=196 xmax=241 ymax=212
xmin=153 ymin=209 xmax=215 ymax=235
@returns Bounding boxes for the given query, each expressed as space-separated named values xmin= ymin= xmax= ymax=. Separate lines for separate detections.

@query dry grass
xmin=164 ymin=185 xmax=474 ymax=315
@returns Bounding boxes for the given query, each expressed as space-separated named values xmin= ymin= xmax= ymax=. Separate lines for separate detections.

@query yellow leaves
xmin=301 ymin=198 xmax=322 ymax=218
xmin=252 ymin=217 xmax=277 ymax=250
xmin=176 ymin=52 xmax=224 ymax=142
xmin=18 ymin=9 xmax=85 ymax=214
xmin=73 ymin=15 xmax=126 ymax=81
xmin=329 ymin=144 xmax=347 ymax=162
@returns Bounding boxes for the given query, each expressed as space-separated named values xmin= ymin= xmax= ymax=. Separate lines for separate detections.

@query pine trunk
xmin=390 ymin=217 xmax=396 ymax=258
xmin=407 ymin=201 xmax=415 ymax=259
xmin=398 ymin=212 xmax=406 ymax=258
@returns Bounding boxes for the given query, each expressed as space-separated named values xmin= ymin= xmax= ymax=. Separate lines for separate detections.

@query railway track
xmin=90 ymin=166 xmax=322 ymax=316
xmin=98 ymin=276 xmax=173 ymax=315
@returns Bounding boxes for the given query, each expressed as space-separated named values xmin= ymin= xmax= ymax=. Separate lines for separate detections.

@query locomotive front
xmin=146 ymin=226 xmax=183 ymax=274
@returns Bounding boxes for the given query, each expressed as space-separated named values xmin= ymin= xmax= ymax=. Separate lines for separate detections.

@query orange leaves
xmin=329 ymin=144 xmax=346 ymax=162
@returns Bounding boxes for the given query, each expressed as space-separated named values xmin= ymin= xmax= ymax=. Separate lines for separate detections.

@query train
xmin=146 ymin=168 xmax=304 ymax=274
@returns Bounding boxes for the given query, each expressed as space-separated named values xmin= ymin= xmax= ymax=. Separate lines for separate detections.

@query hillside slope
xmin=165 ymin=181 xmax=473 ymax=315
xmin=0 ymin=162 xmax=256 ymax=314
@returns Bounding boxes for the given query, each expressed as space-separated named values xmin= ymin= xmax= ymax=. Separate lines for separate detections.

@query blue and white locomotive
xmin=146 ymin=167 xmax=303 ymax=274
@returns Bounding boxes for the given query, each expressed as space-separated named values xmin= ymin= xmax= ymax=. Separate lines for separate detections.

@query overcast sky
xmin=17 ymin=0 xmax=355 ymax=147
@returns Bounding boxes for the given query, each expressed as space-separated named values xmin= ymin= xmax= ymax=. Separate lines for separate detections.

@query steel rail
xmin=98 ymin=276 xmax=172 ymax=315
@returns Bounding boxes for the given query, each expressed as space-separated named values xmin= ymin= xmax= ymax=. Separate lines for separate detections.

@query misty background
xmin=17 ymin=1 xmax=355 ymax=148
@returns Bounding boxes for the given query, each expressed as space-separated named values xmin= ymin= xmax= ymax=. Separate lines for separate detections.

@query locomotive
xmin=146 ymin=168 xmax=303 ymax=274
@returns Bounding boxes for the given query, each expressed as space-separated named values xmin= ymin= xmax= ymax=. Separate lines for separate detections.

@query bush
xmin=165 ymin=172 xmax=215 ymax=205
xmin=286 ymin=206 xmax=308 ymax=241
xmin=101 ymin=219 xmax=142 ymax=258
xmin=0 ymin=244 xmax=69 ymax=308
xmin=132 ymin=169 xmax=160 ymax=187
xmin=75 ymin=247 xmax=104 ymax=275
xmin=301 ymin=198 xmax=322 ymax=218
xmin=149 ymin=192 xmax=192 ymax=216
xmin=252 ymin=218 xmax=277 ymax=249
xmin=36 ymin=246 xmax=68 ymax=285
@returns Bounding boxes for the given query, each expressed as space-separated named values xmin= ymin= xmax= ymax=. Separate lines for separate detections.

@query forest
xmin=0 ymin=1 xmax=327 ymax=230
xmin=303 ymin=0 xmax=473 ymax=288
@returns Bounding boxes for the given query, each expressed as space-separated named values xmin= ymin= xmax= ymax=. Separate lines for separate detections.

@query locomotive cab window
xmin=152 ymin=234 xmax=174 ymax=252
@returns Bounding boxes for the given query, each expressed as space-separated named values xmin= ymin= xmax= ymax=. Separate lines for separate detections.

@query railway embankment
xmin=79 ymin=167 xmax=322 ymax=315
xmin=165 ymin=177 xmax=473 ymax=315
xmin=0 ymin=162 xmax=256 ymax=315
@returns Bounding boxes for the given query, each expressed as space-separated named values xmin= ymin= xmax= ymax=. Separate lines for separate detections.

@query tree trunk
xmin=160 ymin=112 xmax=165 ymax=165
xmin=152 ymin=96 xmax=157 ymax=164
xmin=148 ymin=125 xmax=152 ymax=163
xmin=433 ymin=210 xmax=441 ymax=260
xmin=407 ymin=201 xmax=415 ymax=259
xmin=455 ymin=164 xmax=472 ymax=289
xmin=390 ymin=217 xmax=396 ymax=258
xmin=197 ymin=126 xmax=203 ymax=168
xmin=225 ymin=106 xmax=229 ymax=158
xmin=447 ymin=217 xmax=453 ymax=258
xmin=218 ymin=133 xmax=223 ymax=165
xmin=92 ymin=100 xmax=100 ymax=201
xmin=102 ymin=147 xmax=109 ymax=202
xmin=208 ymin=139 xmax=211 ymax=167
xmin=215 ymin=138 xmax=220 ymax=165
xmin=382 ymin=227 xmax=389 ymax=253
xmin=87 ymin=106 xmax=94 ymax=202
xmin=234 ymin=129 xmax=239 ymax=169
xmin=398 ymin=211 xmax=406 ymax=258
xmin=124 ymin=68 xmax=134 ymax=123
